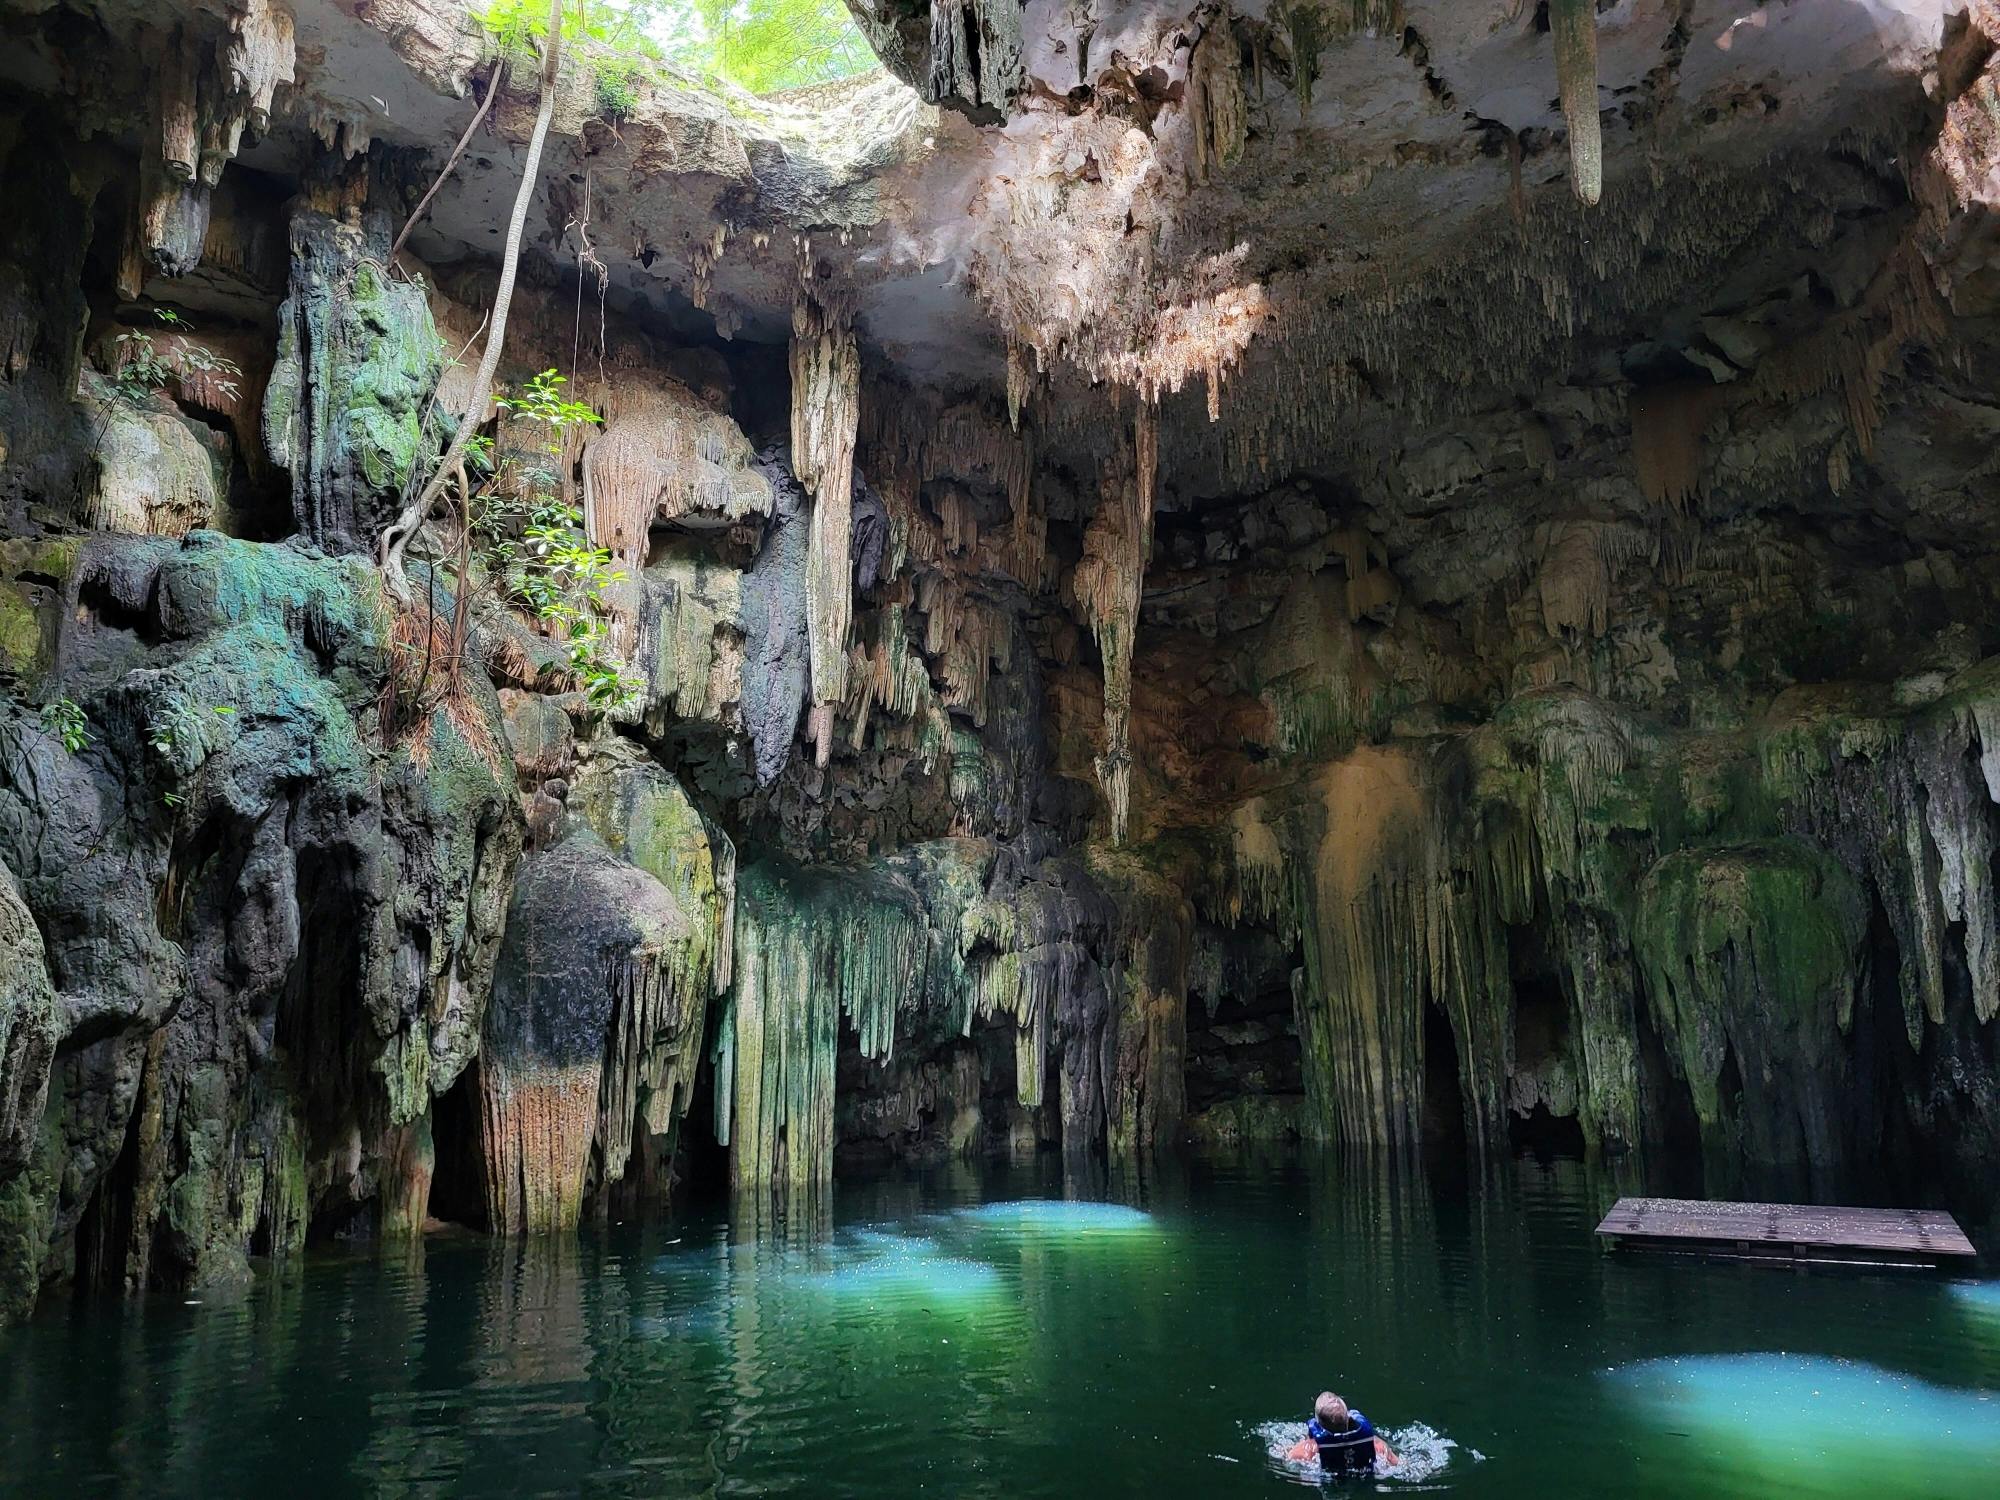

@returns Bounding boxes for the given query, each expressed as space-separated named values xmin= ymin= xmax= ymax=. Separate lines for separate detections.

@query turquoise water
xmin=2 ymin=1153 xmax=1996 ymax=1497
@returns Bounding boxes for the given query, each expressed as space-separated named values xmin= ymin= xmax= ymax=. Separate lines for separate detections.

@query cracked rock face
xmin=6 ymin=0 xmax=2000 ymax=1319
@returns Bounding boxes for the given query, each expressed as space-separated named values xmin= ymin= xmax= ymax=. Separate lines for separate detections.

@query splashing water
xmin=1253 ymin=1418 xmax=1470 ymax=1486
xmin=1605 ymin=1353 xmax=2000 ymax=1498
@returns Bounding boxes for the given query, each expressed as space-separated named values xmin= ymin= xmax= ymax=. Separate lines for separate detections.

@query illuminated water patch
xmin=1607 ymin=1353 xmax=2000 ymax=1496
xmin=952 ymin=1200 xmax=1157 ymax=1236
xmin=783 ymin=1231 xmax=1006 ymax=1307
xmin=1950 ymin=1281 xmax=2000 ymax=1320
xmin=1253 ymin=1418 xmax=1469 ymax=1486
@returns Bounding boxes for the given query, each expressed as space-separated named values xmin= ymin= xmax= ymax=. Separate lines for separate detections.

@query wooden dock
xmin=1596 ymin=1196 xmax=1977 ymax=1270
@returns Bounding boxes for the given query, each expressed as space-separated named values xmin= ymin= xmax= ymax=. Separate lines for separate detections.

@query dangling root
xmin=379 ymin=0 xmax=566 ymax=603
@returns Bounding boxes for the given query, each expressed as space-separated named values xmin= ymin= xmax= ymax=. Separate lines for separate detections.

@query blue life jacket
xmin=1309 ymin=1412 xmax=1376 ymax=1477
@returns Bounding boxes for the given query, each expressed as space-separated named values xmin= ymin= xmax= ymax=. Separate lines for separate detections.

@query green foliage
xmin=113 ymin=331 xmax=171 ymax=397
xmin=473 ymin=0 xmax=875 ymax=100
xmin=675 ymin=0 xmax=877 ymax=93
xmin=39 ymin=698 xmax=88 ymax=753
xmin=112 ymin=312 xmax=243 ymax=406
xmin=471 ymin=370 xmax=639 ymax=710
xmin=476 ymin=0 xmax=667 ymax=72
xmin=594 ymin=60 xmax=644 ymax=117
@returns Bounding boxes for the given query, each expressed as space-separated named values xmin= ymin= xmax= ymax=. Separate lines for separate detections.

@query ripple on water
xmin=1606 ymin=1352 xmax=2000 ymax=1497
xmin=1253 ymin=1419 xmax=1470 ymax=1487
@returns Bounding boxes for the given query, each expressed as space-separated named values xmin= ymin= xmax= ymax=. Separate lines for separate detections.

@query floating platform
xmin=1596 ymin=1196 xmax=1977 ymax=1270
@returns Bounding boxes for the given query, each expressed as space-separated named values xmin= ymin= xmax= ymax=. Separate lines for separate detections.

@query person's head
xmin=1314 ymin=1392 xmax=1351 ymax=1431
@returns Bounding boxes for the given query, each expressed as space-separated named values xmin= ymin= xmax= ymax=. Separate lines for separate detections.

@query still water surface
xmin=3 ymin=1152 xmax=1996 ymax=1497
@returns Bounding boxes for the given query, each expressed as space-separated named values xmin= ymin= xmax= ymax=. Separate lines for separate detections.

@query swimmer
xmin=1286 ymin=1391 xmax=1401 ymax=1477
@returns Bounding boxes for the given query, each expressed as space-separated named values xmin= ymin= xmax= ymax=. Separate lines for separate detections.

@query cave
xmin=3 ymin=0 xmax=1999 ymax=1492
xmin=1419 ymin=1000 xmax=1469 ymax=1159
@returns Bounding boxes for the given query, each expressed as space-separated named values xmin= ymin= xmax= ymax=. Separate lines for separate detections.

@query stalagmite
xmin=480 ymin=818 xmax=725 ymax=1234
xmin=1550 ymin=0 xmax=1603 ymax=205
xmin=790 ymin=285 xmax=861 ymax=766
xmin=76 ymin=372 xmax=228 ymax=537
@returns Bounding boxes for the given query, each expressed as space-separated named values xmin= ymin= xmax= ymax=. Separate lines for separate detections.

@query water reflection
xmin=1 ymin=1149 xmax=1995 ymax=1498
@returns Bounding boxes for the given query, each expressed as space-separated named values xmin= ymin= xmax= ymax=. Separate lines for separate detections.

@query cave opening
xmin=279 ymin=847 xmax=382 ymax=1248
xmin=1182 ymin=929 xmax=1304 ymax=1144
xmin=427 ymin=1063 xmax=488 ymax=1232
xmin=1183 ymin=984 xmax=1304 ymax=1123
xmin=1635 ymin=993 xmax=1705 ymax=1198
xmin=71 ymin=1067 xmax=146 ymax=1295
xmin=1420 ymin=1001 xmax=1469 ymax=1158
xmin=675 ymin=1037 xmax=733 ymax=1204
xmin=1510 ymin=1103 xmax=1585 ymax=1160
xmin=1504 ymin=920 xmax=1586 ymax=1158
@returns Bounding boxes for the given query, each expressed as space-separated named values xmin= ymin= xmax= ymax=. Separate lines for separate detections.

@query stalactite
xmin=1750 ymin=242 xmax=1946 ymax=459
xmin=1005 ymin=336 xmax=1030 ymax=430
xmin=1218 ymin=746 xmax=1514 ymax=1154
xmin=1188 ymin=9 xmax=1247 ymax=185
xmin=0 ymin=865 xmax=59 ymax=1186
xmin=924 ymin=0 xmax=1025 ymax=119
xmin=690 ymin=223 xmax=726 ymax=310
xmin=1533 ymin=519 xmax=1653 ymax=638
xmin=265 ymin=212 xmax=442 ymax=554
xmin=1072 ymin=412 xmax=1154 ymax=844
xmin=790 ymin=282 xmax=860 ymax=764
xmin=1091 ymin=851 xmax=1193 ymax=1154
xmin=716 ymin=863 xmax=931 ymax=1187
xmin=1550 ymin=0 xmax=1603 ymax=206
xmin=158 ymin=27 xmax=200 ymax=184
xmin=637 ymin=553 xmax=742 ymax=729
xmin=142 ymin=2 xmax=297 ymax=275
xmin=1008 ymin=424 xmax=1044 ymax=588
xmin=479 ymin=1055 xmax=599 ymax=1235
xmin=580 ymin=372 xmax=773 ymax=573
xmin=1629 ymin=382 xmax=1719 ymax=510
xmin=1255 ymin=571 xmax=1385 ymax=759
xmin=1634 ymin=841 xmax=1867 ymax=1171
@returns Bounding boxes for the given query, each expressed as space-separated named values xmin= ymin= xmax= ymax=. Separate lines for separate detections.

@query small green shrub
xmin=473 ymin=369 xmax=639 ymax=710
xmin=111 ymin=310 xmax=242 ymax=405
xmin=39 ymin=697 xmax=88 ymax=753
xmin=595 ymin=62 xmax=643 ymax=117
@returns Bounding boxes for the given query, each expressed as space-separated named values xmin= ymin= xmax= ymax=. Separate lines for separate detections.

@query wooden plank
xmin=1595 ymin=1196 xmax=1975 ymax=1262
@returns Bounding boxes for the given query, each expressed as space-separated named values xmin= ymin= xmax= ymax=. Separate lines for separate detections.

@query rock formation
xmin=4 ymin=0 xmax=2000 ymax=1320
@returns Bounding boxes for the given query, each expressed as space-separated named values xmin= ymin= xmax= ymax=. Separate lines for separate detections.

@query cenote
xmin=4 ymin=1153 xmax=1997 ymax=1498
xmin=9 ymin=2 xmax=2000 ymax=1498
